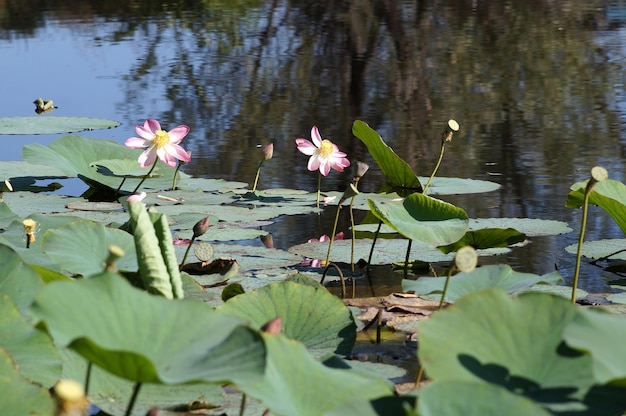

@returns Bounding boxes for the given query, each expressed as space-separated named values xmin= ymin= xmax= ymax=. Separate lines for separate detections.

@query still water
xmin=1 ymin=0 xmax=626 ymax=293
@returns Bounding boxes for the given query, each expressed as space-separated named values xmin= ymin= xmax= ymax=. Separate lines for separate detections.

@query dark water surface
xmin=2 ymin=0 xmax=626 ymax=293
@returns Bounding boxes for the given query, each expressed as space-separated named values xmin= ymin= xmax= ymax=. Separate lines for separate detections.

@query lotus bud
xmin=192 ymin=217 xmax=210 ymax=239
xmin=262 ymin=143 xmax=274 ymax=161
xmin=22 ymin=218 xmax=36 ymax=248
xmin=339 ymin=183 xmax=359 ymax=204
xmin=261 ymin=233 xmax=274 ymax=249
xmin=52 ymin=379 xmax=89 ymax=416
xmin=353 ymin=161 xmax=369 ymax=183
xmin=125 ymin=192 xmax=147 ymax=202
xmin=454 ymin=246 xmax=477 ymax=273
xmin=261 ymin=316 xmax=282 ymax=334
xmin=442 ymin=119 xmax=460 ymax=143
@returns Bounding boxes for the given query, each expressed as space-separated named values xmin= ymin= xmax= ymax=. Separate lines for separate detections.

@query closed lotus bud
xmin=263 ymin=143 xmax=274 ymax=161
xmin=261 ymin=316 xmax=282 ymax=334
xmin=125 ymin=192 xmax=147 ymax=202
xmin=192 ymin=217 xmax=210 ymax=239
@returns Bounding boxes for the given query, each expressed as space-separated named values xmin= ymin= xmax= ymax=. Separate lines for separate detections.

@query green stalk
xmin=324 ymin=204 xmax=342 ymax=266
xmin=438 ymin=266 xmax=455 ymax=310
xmin=349 ymin=196 xmax=357 ymax=271
xmin=132 ymin=158 xmax=159 ymax=194
xmin=179 ymin=236 xmax=196 ymax=270
xmin=316 ymin=172 xmax=321 ymax=209
xmin=423 ymin=141 xmax=446 ymax=194
xmin=172 ymin=160 xmax=183 ymax=190
xmin=252 ymin=160 xmax=264 ymax=192
xmin=571 ymin=187 xmax=592 ymax=303
xmin=124 ymin=382 xmax=142 ymax=416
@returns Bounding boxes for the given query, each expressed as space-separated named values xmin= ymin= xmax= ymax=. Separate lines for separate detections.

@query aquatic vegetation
xmin=2 ymin=115 xmax=626 ymax=415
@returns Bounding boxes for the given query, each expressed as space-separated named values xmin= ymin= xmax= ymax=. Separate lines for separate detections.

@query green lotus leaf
xmin=418 ymin=380 xmax=552 ymax=416
xmin=403 ymin=265 xmax=562 ymax=302
xmin=438 ymin=228 xmax=526 ymax=254
xmin=0 ymin=294 xmax=61 ymax=387
xmin=0 ymin=116 xmax=120 ymax=135
xmin=237 ymin=333 xmax=392 ymax=416
xmin=288 ymin=238 xmax=508 ymax=266
xmin=324 ymin=396 xmax=415 ymax=416
xmin=157 ymin=200 xmax=318 ymax=222
xmin=41 ymin=219 xmax=137 ymax=276
xmin=564 ymin=239 xmax=626 ymax=260
xmin=418 ymin=289 xmax=596 ymax=413
xmin=22 ymin=135 xmax=185 ymax=192
xmin=352 ymin=120 xmax=422 ymax=194
xmin=418 ymin=176 xmax=501 ymax=195
xmin=368 ymin=193 xmax=469 ymax=246
xmin=60 ymin=348 xmax=223 ymax=416
xmin=1 ymin=192 xmax=74 ymax=218
xmin=0 ymin=348 xmax=55 ymax=416
xmin=30 ymin=272 xmax=266 ymax=385
xmin=0 ymin=202 xmax=19 ymax=229
xmin=563 ymin=308 xmax=626 ymax=384
xmin=470 ymin=217 xmax=572 ymax=236
xmin=218 ymin=281 xmax=356 ymax=358
xmin=0 ymin=244 xmax=44 ymax=314
xmin=177 ymin=243 xmax=302 ymax=271
xmin=0 ymin=160 xmax=67 ymax=179
xmin=91 ymin=158 xmax=162 ymax=178
xmin=523 ymin=284 xmax=588 ymax=300
xmin=566 ymin=179 xmax=626 ymax=234
xmin=178 ymin=177 xmax=248 ymax=192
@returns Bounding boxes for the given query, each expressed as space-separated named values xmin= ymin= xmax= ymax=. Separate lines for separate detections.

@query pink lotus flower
xmin=125 ymin=192 xmax=147 ymax=202
xmin=125 ymin=119 xmax=191 ymax=168
xmin=296 ymin=126 xmax=350 ymax=176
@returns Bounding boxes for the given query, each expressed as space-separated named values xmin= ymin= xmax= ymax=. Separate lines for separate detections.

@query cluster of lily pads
xmin=2 ymin=115 xmax=626 ymax=415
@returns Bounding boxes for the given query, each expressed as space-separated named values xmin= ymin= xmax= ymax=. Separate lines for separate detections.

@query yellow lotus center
xmin=319 ymin=139 xmax=334 ymax=157
xmin=153 ymin=130 xmax=170 ymax=148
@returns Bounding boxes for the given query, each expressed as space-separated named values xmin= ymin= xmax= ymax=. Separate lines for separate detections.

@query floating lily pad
xmin=565 ymin=239 xmax=626 ymax=260
xmin=289 ymin=239 xmax=509 ymax=265
xmin=0 ymin=116 xmax=120 ymax=135
xmin=418 ymin=176 xmax=501 ymax=195
xmin=438 ymin=228 xmax=526 ymax=254
xmin=470 ymin=218 xmax=572 ymax=237
xmin=177 ymin=243 xmax=302 ymax=271
xmin=402 ymin=265 xmax=562 ymax=302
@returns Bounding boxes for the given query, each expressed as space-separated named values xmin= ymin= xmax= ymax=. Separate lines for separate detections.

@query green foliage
xmin=403 ymin=265 xmax=562 ymax=302
xmin=128 ymin=201 xmax=183 ymax=299
xmin=30 ymin=272 xmax=267 ymax=385
xmin=566 ymin=178 xmax=626 ymax=234
xmin=0 ymin=116 xmax=120 ymax=135
xmin=438 ymin=228 xmax=526 ymax=254
xmin=218 ymin=280 xmax=357 ymax=358
xmin=352 ymin=120 xmax=423 ymax=194
xmin=368 ymin=192 xmax=469 ymax=246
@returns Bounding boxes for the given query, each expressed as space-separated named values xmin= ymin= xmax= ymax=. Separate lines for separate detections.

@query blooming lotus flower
xmin=296 ymin=126 xmax=350 ymax=176
xmin=125 ymin=119 xmax=191 ymax=168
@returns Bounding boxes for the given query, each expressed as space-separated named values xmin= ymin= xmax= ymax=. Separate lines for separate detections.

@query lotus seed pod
xmin=590 ymin=166 xmax=608 ymax=183
xmin=52 ymin=379 xmax=89 ymax=416
xmin=194 ymin=241 xmax=215 ymax=262
xmin=339 ymin=183 xmax=359 ymax=204
xmin=354 ymin=161 xmax=370 ymax=180
xmin=105 ymin=245 xmax=125 ymax=271
xmin=442 ymin=119 xmax=460 ymax=142
xmin=454 ymin=246 xmax=477 ymax=273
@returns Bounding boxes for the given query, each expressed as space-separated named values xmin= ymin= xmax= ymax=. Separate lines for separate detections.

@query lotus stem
xmin=404 ymin=240 xmax=413 ymax=278
xmin=376 ymin=307 xmax=383 ymax=344
xmin=423 ymin=142 xmax=445 ymax=194
xmin=571 ymin=186 xmax=591 ymax=303
xmin=132 ymin=158 xmax=159 ymax=194
xmin=179 ymin=236 xmax=197 ymax=270
xmin=172 ymin=160 xmax=183 ymax=190
xmin=321 ymin=262 xmax=346 ymax=298
xmin=324 ymin=204 xmax=342 ymax=266
xmin=124 ymin=382 xmax=142 ymax=416
xmin=349 ymin=196 xmax=357 ymax=272
xmin=84 ymin=362 xmax=92 ymax=395
xmin=367 ymin=221 xmax=383 ymax=267
xmin=252 ymin=160 xmax=264 ymax=192
xmin=316 ymin=172 xmax=321 ymax=209
xmin=239 ymin=393 xmax=247 ymax=416
xmin=438 ymin=267 xmax=454 ymax=310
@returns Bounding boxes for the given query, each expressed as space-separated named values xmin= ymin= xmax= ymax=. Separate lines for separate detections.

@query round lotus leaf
xmin=0 ymin=116 xmax=120 ymax=135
